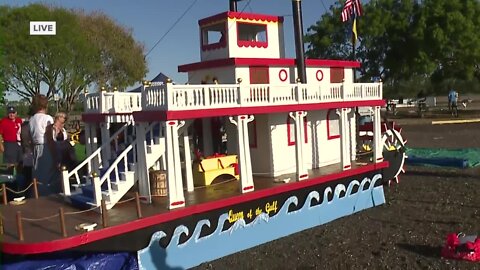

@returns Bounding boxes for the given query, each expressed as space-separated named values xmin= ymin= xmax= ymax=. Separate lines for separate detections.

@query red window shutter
xmin=330 ymin=67 xmax=345 ymax=83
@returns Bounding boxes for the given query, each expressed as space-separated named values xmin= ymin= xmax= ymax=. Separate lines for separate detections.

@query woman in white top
xmin=47 ymin=112 xmax=73 ymax=170
xmin=29 ymin=95 xmax=57 ymax=196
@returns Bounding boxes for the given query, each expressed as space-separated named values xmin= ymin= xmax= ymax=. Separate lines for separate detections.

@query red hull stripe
xmin=178 ymin=57 xmax=360 ymax=72
xmin=133 ymin=100 xmax=386 ymax=122
xmin=2 ymin=161 xmax=388 ymax=255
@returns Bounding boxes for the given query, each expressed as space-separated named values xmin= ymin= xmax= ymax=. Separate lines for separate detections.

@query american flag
xmin=342 ymin=0 xmax=363 ymax=22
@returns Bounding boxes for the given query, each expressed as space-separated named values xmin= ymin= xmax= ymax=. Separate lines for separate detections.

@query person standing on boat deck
xmin=47 ymin=112 xmax=76 ymax=171
xmin=19 ymin=108 xmax=35 ymax=197
xmin=29 ymin=95 xmax=58 ymax=196
xmin=0 ymin=106 xmax=23 ymax=164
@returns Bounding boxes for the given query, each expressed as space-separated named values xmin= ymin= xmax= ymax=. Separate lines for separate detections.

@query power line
xmin=239 ymin=0 xmax=253 ymax=13
xmin=145 ymin=0 xmax=198 ymax=57
xmin=320 ymin=0 xmax=330 ymax=14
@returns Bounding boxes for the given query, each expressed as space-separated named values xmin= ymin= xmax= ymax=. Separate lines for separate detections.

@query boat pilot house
xmin=2 ymin=6 xmax=406 ymax=270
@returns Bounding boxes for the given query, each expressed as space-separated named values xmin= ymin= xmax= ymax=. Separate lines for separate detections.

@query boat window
xmin=201 ymin=22 xmax=227 ymax=51
xmin=237 ymin=22 xmax=268 ymax=48
xmin=330 ymin=67 xmax=345 ymax=83
xmin=327 ymin=109 xmax=340 ymax=139
xmin=249 ymin=66 xmax=269 ymax=84
xmin=287 ymin=116 xmax=308 ymax=146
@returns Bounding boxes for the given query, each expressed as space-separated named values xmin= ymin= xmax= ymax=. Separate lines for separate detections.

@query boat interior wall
xmin=269 ymin=112 xmax=313 ymax=177
xmin=305 ymin=66 xmax=331 ymax=85
xmin=185 ymin=61 xmax=354 ymax=87
xmin=247 ymin=114 xmax=272 ymax=175
xmin=319 ymin=109 xmax=348 ymax=167
xmin=187 ymin=66 xmax=236 ymax=84
xmin=225 ymin=118 xmax=239 ymax=156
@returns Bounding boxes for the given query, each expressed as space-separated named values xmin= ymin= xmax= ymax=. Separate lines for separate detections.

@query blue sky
xmin=3 ymin=0 xmax=338 ymax=86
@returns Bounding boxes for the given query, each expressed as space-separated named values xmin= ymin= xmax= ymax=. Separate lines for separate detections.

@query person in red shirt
xmin=0 ymin=106 xmax=23 ymax=164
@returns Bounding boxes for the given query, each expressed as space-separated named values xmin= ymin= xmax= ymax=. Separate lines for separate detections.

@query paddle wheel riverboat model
xmin=1 ymin=1 xmax=407 ymax=269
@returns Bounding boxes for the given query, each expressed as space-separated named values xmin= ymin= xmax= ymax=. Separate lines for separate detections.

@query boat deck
xmin=0 ymin=159 xmax=387 ymax=251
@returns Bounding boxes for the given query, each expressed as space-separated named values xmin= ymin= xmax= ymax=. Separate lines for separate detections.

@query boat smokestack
xmin=229 ymin=0 xmax=238 ymax=11
xmin=292 ymin=0 xmax=307 ymax=83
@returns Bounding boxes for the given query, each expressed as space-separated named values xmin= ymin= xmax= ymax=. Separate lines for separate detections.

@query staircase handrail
xmin=98 ymin=140 xmax=136 ymax=203
xmin=68 ymin=146 xmax=102 ymax=185
xmin=67 ymin=123 xmax=129 ymax=185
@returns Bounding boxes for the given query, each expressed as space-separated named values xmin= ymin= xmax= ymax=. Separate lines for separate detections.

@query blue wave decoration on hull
xmin=138 ymin=174 xmax=385 ymax=269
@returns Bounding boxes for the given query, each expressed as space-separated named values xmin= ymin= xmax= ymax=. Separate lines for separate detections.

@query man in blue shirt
xmin=448 ymin=88 xmax=458 ymax=111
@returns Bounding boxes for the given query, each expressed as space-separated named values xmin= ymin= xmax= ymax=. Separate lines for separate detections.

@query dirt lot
xmin=195 ymin=122 xmax=480 ymax=269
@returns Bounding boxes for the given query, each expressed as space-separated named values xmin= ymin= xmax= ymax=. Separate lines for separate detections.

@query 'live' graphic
xmin=30 ymin=21 xmax=56 ymax=35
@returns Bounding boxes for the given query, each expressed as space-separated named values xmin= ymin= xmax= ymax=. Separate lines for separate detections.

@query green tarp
xmin=405 ymin=147 xmax=480 ymax=167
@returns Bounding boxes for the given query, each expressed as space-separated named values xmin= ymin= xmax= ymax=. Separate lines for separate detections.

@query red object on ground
xmin=441 ymin=233 xmax=480 ymax=262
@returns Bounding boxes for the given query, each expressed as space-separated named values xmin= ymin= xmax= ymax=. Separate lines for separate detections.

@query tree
xmin=0 ymin=6 xmax=7 ymax=104
xmin=305 ymin=0 xmax=480 ymax=96
xmin=0 ymin=4 xmax=147 ymax=112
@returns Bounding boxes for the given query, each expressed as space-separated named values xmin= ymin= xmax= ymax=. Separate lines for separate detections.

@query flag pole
xmin=351 ymin=15 xmax=357 ymax=82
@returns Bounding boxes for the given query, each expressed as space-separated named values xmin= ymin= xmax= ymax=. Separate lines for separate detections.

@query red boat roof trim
xmin=199 ymin=11 xmax=283 ymax=26
xmin=178 ymin=58 xmax=360 ymax=72
xmin=133 ymin=100 xmax=386 ymax=122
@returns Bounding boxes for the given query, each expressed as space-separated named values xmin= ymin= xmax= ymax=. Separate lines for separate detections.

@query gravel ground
xmin=194 ymin=123 xmax=480 ymax=270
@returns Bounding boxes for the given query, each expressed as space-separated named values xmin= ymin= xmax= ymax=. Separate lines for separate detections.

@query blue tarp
xmin=3 ymin=252 xmax=138 ymax=270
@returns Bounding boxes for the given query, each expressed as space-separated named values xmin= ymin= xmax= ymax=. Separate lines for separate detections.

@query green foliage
xmin=0 ymin=4 xmax=147 ymax=112
xmin=305 ymin=0 xmax=480 ymax=97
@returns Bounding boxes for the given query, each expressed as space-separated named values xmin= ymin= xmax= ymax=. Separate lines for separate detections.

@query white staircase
xmin=62 ymin=122 xmax=166 ymax=210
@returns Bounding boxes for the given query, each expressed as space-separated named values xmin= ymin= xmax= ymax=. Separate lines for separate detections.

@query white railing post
xmin=61 ymin=166 xmax=70 ymax=196
xmin=379 ymin=80 xmax=383 ymax=99
xmin=341 ymin=80 xmax=346 ymax=100
xmin=166 ymin=79 xmax=174 ymax=110
xmin=92 ymin=172 xmax=102 ymax=207
xmin=112 ymin=87 xmax=118 ymax=112
xmin=236 ymin=78 xmax=244 ymax=105
xmin=141 ymin=81 xmax=148 ymax=110
xmin=296 ymin=79 xmax=302 ymax=103
xmin=83 ymin=88 xmax=89 ymax=111
xmin=99 ymin=86 xmax=107 ymax=113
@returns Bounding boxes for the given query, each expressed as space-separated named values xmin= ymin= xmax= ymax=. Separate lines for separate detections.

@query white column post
xmin=84 ymin=123 xmax=93 ymax=173
xmin=229 ymin=115 xmax=255 ymax=193
xmin=165 ymin=120 xmax=186 ymax=209
xmin=241 ymin=115 xmax=254 ymax=189
xmin=339 ymin=108 xmax=352 ymax=170
xmin=92 ymin=172 xmax=102 ymax=207
xmin=100 ymin=122 xmax=111 ymax=168
xmin=350 ymin=110 xmax=356 ymax=161
xmin=90 ymin=123 xmax=100 ymax=173
xmin=136 ymin=122 xmax=151 ymax=203
xmin=61 ymin=167 xmax=70 ymax=196
xmin=373 ymin=106 xmax=383 ymax=163
xmin=179 ymin=121 xmax=194 ymax=192
xmin=290 ymin=111 xmax=308 ymax=180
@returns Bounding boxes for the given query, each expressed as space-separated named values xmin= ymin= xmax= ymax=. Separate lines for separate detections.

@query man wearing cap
xmin=0 ymin=106 xmax=23 ymax=164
